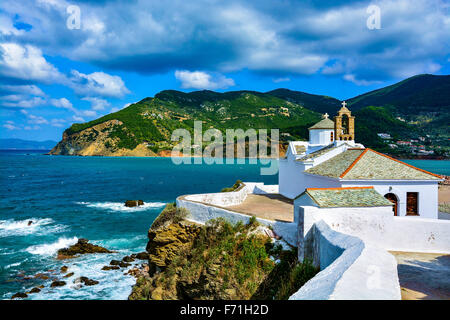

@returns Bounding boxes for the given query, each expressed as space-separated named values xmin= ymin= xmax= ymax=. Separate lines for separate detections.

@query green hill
xmin=51 ymin=74 xmax=450 ymax=158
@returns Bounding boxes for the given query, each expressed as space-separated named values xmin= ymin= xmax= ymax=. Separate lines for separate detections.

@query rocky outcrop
xmin=146 ymin=223 xmax=201 ymax=269
xmin=135 ymin=252 xmax=149 ymax=260
xmin=11 ymin=292 xmax=28 ymax=299
xmin=74 ymin=277 xmax=99 ymax=286
xmin=49 ymin=120 xmax=158 ymax=157
xmin=125 ymin=200 xmax=144 ymax=207
xmin=50 ymin=280 xmax=66 ymax=287
xmin=57 ymin=238 xmax=113 ymax=259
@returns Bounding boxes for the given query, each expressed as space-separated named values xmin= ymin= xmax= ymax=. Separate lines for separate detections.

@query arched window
xmin=342 ymin=114 xmax=349 ymax=134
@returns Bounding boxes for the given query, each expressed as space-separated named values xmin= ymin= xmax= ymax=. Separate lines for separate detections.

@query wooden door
xmin=406 ymin=192 xmax=418 ymax=216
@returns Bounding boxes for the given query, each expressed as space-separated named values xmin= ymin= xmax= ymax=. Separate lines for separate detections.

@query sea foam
xmin=75 ymin=201 xmax=165 ymax=213
xmin=26 ymin=237 xmax=78 ymax=256
xmin=0 ymin=218 xmax=67 ymax=237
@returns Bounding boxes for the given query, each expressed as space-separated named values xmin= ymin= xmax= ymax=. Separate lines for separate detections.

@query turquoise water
xmin=0 ymin=150 xmax=277 ymax=300
xmin=402 ymin=159 xmax=450 ymax=176
xmin=0 ymin=151 xmax=448 ymax=300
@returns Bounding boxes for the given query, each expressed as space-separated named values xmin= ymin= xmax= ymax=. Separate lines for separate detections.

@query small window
xmin=406 ymin=192 xmax=419 ymax=216
xmin=330 ymin=131 xmax=334 ymax=141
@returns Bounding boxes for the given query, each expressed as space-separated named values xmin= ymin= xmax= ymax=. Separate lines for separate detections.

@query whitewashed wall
xmin=341 ymin=180 xmax=439 ymax=219
xmin=309 ymin=129 xmax=333 ymax=145
xmin=177 ymin=182 xmax=296 ymax=246
xmin=177 ymin=197 xmax=297 ymax=246
xmin=290 ymin=220 xmax=401 ymax=300
xmin=298 ymin=205 xmax=450 ymax=254
xmin=184 ymin=182 xmax=279 ymax=207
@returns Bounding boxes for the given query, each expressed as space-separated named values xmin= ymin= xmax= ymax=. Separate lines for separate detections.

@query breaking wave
xmin=0 ymin=218 xmax=67 ymax=237
xmin=75 ymin=201 xmax=165 ymax=212
xmin=26 ymin=237 xmax=78 ymax=256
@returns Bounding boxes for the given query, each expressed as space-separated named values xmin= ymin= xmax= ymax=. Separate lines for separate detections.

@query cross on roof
xmin=323 ymin=113 xmax=329 ymax=119
xmin=341 ymin=101 xmax=347 ymax=108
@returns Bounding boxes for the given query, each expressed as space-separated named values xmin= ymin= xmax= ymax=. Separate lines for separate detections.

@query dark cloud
xmin=0 ymin=0 xmax=449 ymax=83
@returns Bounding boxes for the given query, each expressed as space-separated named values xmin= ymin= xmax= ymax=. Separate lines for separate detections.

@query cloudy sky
xmin=0 ymin=0 xmax=449 ymax=141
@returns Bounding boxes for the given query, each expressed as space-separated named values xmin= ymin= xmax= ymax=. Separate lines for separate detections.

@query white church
xmin=278 ymin=102 xmax=442 ymax=219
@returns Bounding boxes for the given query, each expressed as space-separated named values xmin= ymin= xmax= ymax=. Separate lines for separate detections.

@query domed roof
xmin=308 ymin=117 xmax=335 ymax=130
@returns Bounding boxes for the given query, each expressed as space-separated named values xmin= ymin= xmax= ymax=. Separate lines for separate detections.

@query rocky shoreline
xmin=10 ymin=238 xmax=152 ymax=299
xmin=11 ymin=202 xmax=317 ymax=300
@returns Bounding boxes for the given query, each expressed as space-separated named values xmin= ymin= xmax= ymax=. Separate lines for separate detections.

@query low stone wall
xmin=290 ymin=220 xmax=401 ymax=300
xmin=299 ymin=206 xmax=450 ymax=254
xmin=183 ymin=182 xmax=279 ymax=207
xmin=176 ymin=196 xmax=297 ymax=247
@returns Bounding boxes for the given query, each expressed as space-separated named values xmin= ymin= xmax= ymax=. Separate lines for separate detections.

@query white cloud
xmin=70 ymin=70 xmax=130 ymax=98
xmin=0 ymin=85 xmax=45 ymax=96
xmin=3 ymin=124 xmax=18 ymax=130
xmin=343 ymin=74 xmax=382 ymax=86
xmin=0 ymin=14 xmax=25 ymax=36
xmin=273 ymin=77 xmax=290 ymax=83
xmin=81 ymin=97 xmax=110 ymax=111
xmin=50 ymin=118 xmax=66 ymax=127
xmin=175 ymin=70 xmax=235 ymax=90
xmin=0 ymin=43 xmax=63 ymax=82
xmin=50 ymin=98 xmax=75 ymax=112
xmin=72 ymin=115 xmax=85 ymax=122
xmin=26 ymin=113 xmax=48 ymax=125
xmin=1 ymin=96 xmax=46 ymax=108
xmin=82 ymin=110 xmax=97 ymax=117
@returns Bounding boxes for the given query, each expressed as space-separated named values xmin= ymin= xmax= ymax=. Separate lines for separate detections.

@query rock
xmin=146 ymin=223 xmax=201 ymax=268
xmin=122 ymin=256 xmax=135 ymax=263
xmin=135 ymin=252 xmax=149 ymax=260
xmin=60 ymin=266 xmax=68 ymax=273
xmin=125 ymin=200 xmax=144 ymax=207
xmin=50 ymin=280 xmax=66 ymax=287
xmin=29 ymin=287 xmax=41 ymax=294
xmin=119 ymin=262 xmax=131 ymax=268
xmin=110 ymin=260 xmax=121 ymax=266
xmin=102 ymin=266 xmax=120 ymax=271
xmin=34 ymin=273 xmax=49 ymax=280
xmin=57 ymin=238 xmax=113 ymax=259
xmin=150 ymin=286 xmax=164 ymax=300
xmin=11 ymin=292 xmax=28 ymax=299
xmin=83 ymin=278 xmax=99 ymax=286
xmin=64 ymin=272 xmax=74 ymax=278
xmin=74 ymin=276 xmax=98 ymax=286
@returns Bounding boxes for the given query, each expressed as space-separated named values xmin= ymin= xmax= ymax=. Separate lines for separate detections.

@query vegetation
xmin=221 ymin=179 xmax=243 ymax=192
xmin=132 ymin=217 xmax=318 ymax=300
xmin=439 ymin=202 xmax=450 ymax=214
xmin=58 ymin=74 xmax=450 ymax=158
xmin=150 ymin=203 xmax=189 ymax=230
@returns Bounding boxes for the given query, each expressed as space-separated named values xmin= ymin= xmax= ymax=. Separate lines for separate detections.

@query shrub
xmin=150 ymin=203 xmax=190 ymax=230
xmin=221 ymin=179 xmax=243 ymax=192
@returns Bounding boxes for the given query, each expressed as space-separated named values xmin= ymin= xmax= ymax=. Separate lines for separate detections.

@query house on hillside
xmin=279 ymin=102 xmax=442 ymax=218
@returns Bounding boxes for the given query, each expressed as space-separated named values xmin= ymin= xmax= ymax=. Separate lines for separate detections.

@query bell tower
xmin=334 ymin=101 xmax=355 ymax=141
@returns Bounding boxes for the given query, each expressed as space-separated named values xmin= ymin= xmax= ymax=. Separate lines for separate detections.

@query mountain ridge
xmin=50 ymin=74 xmax=450 ymax=158
xmin=0 ymin=138 xmax=57 ymax=150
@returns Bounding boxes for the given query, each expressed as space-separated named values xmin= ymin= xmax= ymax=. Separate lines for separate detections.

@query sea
xmin=0 ymin=150 xmax=448 ymax=300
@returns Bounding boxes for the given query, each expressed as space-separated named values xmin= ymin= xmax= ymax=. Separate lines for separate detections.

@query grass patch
xmin=150 ymin=203 xmax=189 ymax=230
xmin=439 ymin=202 xmax=450 ymax=213
xmin=221 ymin=180 xmax=243 ymax=192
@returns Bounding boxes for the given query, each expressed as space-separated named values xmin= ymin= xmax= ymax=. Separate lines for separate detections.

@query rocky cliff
xmin=128 ymin=204 xmax=318 ymax=300
xmin=49 ymin=120 xmax=158 ymax=157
